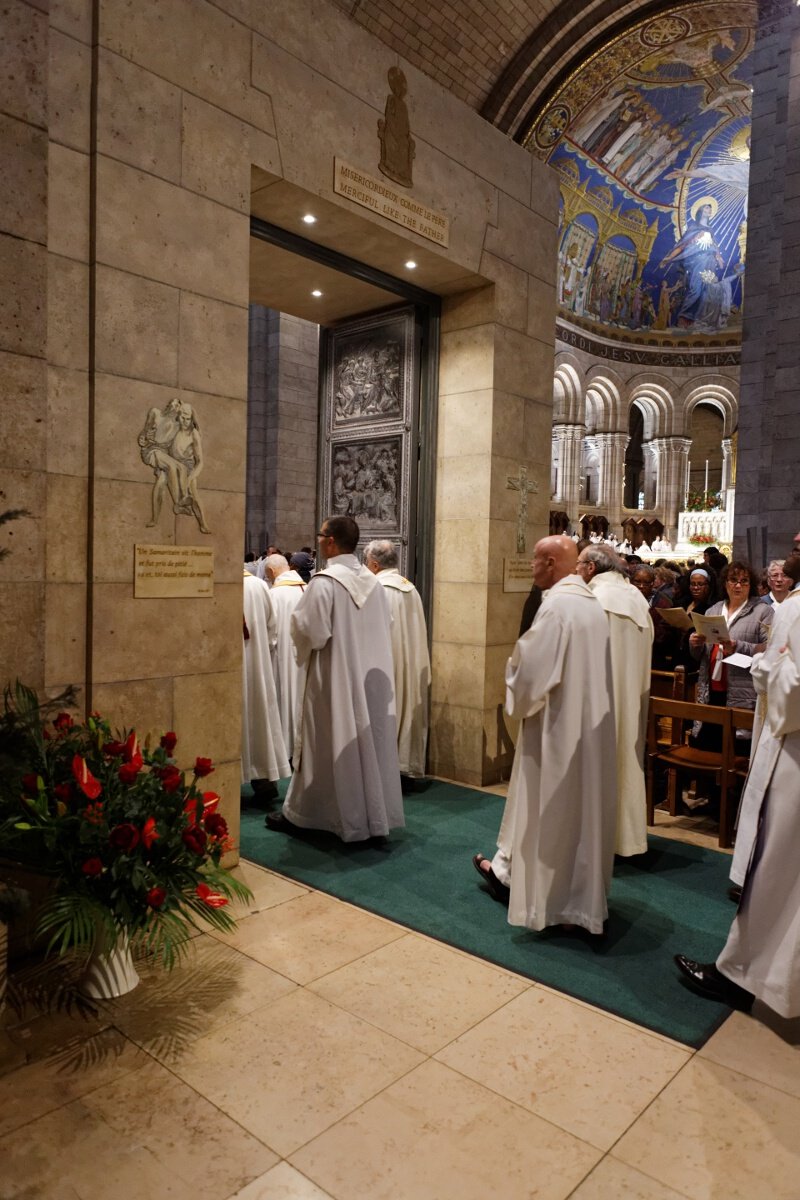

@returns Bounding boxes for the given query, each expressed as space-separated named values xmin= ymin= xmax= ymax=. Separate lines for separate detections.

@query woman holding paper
xmin=688 ymin=561 xmax=773 ymax=749
xmin=672 ymin=567 xmax=718 ymax=670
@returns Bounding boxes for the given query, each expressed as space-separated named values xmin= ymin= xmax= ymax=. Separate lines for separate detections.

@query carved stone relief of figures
xmin=330 ymin=439 xmax=399 ymax=528
xmin=137 ymin=398 xmax=211 ymax=534
xmin=334 ymin=338 xmax=402 ymax=423
xmin=378 ymin=67 xmax=414 ymax=187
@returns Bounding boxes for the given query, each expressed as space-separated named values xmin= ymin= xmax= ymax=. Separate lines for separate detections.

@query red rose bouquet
xmin=0 ymin=682 xmax=251 ymax=968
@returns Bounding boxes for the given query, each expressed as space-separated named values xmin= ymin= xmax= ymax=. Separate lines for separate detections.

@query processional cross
xmin=506 ymin=465 xmax=539 ymax=554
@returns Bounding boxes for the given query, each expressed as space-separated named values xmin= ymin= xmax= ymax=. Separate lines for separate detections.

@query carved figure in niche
xmin=334 ymin=339 xmax=401 ymax=422
xmin=137 ymin=398 xmax=211 ymax=534
xmin=378 ymin=67 xmax=414 ymax=187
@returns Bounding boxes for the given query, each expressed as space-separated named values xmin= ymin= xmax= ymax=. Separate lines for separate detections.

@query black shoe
xmin=265 ymin=810 xmax=299 ymax=834
xmin=728 ymin=884 xmax=743 ymax=904
xmin=472 ymin=853 xmax=510 ymax=906
xmin=252 ymin=778 xmax=279 ymax=801
xmin=674 ymin=955 xmax=754 ymax=1010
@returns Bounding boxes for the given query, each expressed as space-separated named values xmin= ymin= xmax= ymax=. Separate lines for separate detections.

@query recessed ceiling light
xmin=405 ymin=260 xmax=417 ymax=269
xmin=311 ymin=289 xmax=323 ymax=297
xmin=303 ymin=214 xmax=317 ymax=224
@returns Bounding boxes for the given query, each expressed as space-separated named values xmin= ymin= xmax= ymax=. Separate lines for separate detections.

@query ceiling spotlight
xmin=302 ymin=214 xmax=317 ymax=224
xmin=311 ymin=289 xmax=323 ymax=297
xmin=405 ymin=260 xmax=417 ymax=269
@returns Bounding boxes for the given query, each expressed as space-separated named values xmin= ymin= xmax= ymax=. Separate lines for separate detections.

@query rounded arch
xmin=680 ymin=380 xmax=738 ymax=438
xmin=584 ymin=367 xmax=623 ymax=432
xmin=553 ymin=355 xmax=584 ymax=424
xmin=627 ymin=374 xmax=678 ymax=438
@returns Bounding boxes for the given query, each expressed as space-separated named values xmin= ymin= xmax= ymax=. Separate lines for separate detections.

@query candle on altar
xmin=686 ymin=458 xmax=691 ymax=499
xmin=704 ymin=459 xmax=709 ymax=493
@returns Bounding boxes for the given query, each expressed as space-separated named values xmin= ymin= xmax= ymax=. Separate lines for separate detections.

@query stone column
xmin=552 ymin=422 xmax=584 ymax=517
xmin=651 ymin=437 xmax=691 ymax=540
xmin=595 ymin=432 xmax=628 ymax=532
xmin=642 ymin=441 xmax=659 ymax=510
xmin=734 ymin=0 xmax=800 ymax=561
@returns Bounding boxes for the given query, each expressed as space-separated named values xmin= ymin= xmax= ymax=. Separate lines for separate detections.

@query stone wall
xmin=246 ymin=307 xmax=319 ymax=557
xmin=734 ymin=1 xmax=800 ymax=564
xmin=2 ymin=0 xmax=559 ymax=834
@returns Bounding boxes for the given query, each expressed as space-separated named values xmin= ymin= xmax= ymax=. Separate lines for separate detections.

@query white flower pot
xmin=80 ymin=923 xmax=139 ymax=999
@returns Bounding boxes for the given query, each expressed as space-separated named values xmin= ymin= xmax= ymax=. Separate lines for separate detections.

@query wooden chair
xmin=650 ymin=667 xmax=688 ymax=747
xmin=645 ymin=698 xmax=738 ymax=848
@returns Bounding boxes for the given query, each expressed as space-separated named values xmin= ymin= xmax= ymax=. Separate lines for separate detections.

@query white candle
xmin=686 ymin=458 xmax=691 ymax=497
xmin=704 ymin=459 xmax=709 ymax=493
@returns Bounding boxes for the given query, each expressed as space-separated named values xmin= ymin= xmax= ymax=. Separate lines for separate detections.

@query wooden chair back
xmin=645 ymin=697 xmax=736 ymax=847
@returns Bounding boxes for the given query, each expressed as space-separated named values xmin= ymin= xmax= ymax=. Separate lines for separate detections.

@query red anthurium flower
xmin=103 ymin=739 xmax=126 ymax=758
xmin=160 ymin=731 xmax=177 ymax=755
xmin=81 ymin=857 xmax=103 ymax=877
xmin=21 ymin=773 xmax=40 ymax=796
xmin=204 ymin=812 xmax=228 ymax=840
xmin=193 ymin=757 xmax=214 ymax=778
xmin=123 ymin=730 xmax=142 ymax=768
xmin=71 ymin=754 xmax=102 ymax=800
xmin=146 ymin=886 xmax=167 ymax=909
xmin=183 ymin=795 xmax=200 ymax=819
xmin=182 ymin=826 xmax=207 ymax=855
xmin=202 ymin=791 xmax=220 ymax=814
xmin=53 ymin=712 xmax=74 ymax=732
xmin=118 ymin=761 xmax=142 ymax=785
xmin=156 ymin=764 xmax=183 ymax=793
xmin=109 ymin=823 xmax=140 ymax=853
xmin=196 ymin=882 xmax=228 ymax=908
xmin=141 ymin=816 xmax=159 ymax=850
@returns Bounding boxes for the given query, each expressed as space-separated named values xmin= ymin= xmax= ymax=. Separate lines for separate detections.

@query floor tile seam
xmin=0 ymin=1023 xmax=164 ymax=1139
xmin=527 ymin=979 xmax=697 ymax=1053
xmin=680 ymin=1047 xmax=800 ymax=1103
xmin=202 ymin=926 xmax=311 ymax=985
xmin=304 ymin=965 xmax=528 ymax=1059
xmin=278 ymin=1055 xmax=434 ymax=1162
xmin=562 ymin=1152 xmax=617 ymax=1200
xmin=418 ymin=1053 xmax=614 ymax=1156
xmin=595 ymin=1152 xmax=695 ymax=1200
xmin=141 ymin=1041 xmax=288 ymax=1162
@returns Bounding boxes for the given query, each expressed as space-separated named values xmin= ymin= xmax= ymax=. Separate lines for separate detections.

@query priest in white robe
xmin=676 ymin=570 xmax=800 ymax=1016
xmin=577 ymin=544 xmax=653 ymax=856
xmin=264 ymin=553 xmax=307 ymax=758
xmin=364 ymin=539 xmax=431 ymax=778
xmin=474 ymin=536 xmax=617 ymax=935
xmin=269 ymin=515 xmax=404 ymax=843
xmin=242 ymin=571 xmax=290 ymax=788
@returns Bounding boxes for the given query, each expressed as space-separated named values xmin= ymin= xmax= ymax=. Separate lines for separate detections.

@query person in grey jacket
xmin=688 ymin=560 xmax=773 ymax=749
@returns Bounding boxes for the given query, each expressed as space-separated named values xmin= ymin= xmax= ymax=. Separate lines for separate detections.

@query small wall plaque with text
xmin=503 ymin=556 xmax=533 ymax=594
xmin=134 ymin=545 xmax=214 ymax=598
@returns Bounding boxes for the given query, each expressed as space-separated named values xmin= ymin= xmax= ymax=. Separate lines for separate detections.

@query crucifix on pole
xmin=506 ymin=464 xmax=539 ymax=554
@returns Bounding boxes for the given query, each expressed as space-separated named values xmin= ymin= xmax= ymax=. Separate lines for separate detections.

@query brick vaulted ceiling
xmin=329 ymin=0 xmax=679 ymax=138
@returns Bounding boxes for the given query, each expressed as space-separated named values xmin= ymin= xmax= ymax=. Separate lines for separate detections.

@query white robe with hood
xmin=717 ymin=588 xmax=800 ymax=1016
xmin=588 ymin=570 xmax=653 ymax=856
xmin=491 ymin=574 xmax=617 ymax=934
xmin=242 ymin=573 xmax=290 ymax=783
xmin=376 ymin=568 xmax=431 ymax=777
xmin=283 ymin=554 xmax=404 ymax=841
xmin=269 ymin=569 xmax=307 ymax=757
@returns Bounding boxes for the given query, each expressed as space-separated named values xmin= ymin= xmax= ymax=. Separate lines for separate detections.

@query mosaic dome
xmin=526 ymin=1 xmax=755 ymax=346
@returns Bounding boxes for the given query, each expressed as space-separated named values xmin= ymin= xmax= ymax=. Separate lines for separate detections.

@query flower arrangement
xmin=685 ymin=489 xmax=721 ymax=512
xmin=689 ymin=533 xmax=717 ymax=546
xmin=0 ymin=682 xmax=251 ymax=968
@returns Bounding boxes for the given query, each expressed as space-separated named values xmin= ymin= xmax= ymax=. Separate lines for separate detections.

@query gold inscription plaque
xmin=503 ymin=556 xmax=533 ymax=594
xmin=333 ymin=158 xmax=450 ymax=247
xmin=134 ymin=544 xmax=214 ymax=598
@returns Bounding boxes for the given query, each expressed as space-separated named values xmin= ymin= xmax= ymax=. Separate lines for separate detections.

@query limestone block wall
xmin=734 ymin=2 xmax=800 ymax=563
xmin=2 ymin=0 xmax=559 ymax=823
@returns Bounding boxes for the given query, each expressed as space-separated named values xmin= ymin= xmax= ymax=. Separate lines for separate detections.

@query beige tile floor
xmin=2 ymin=814 xmax=800 ymax=1200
